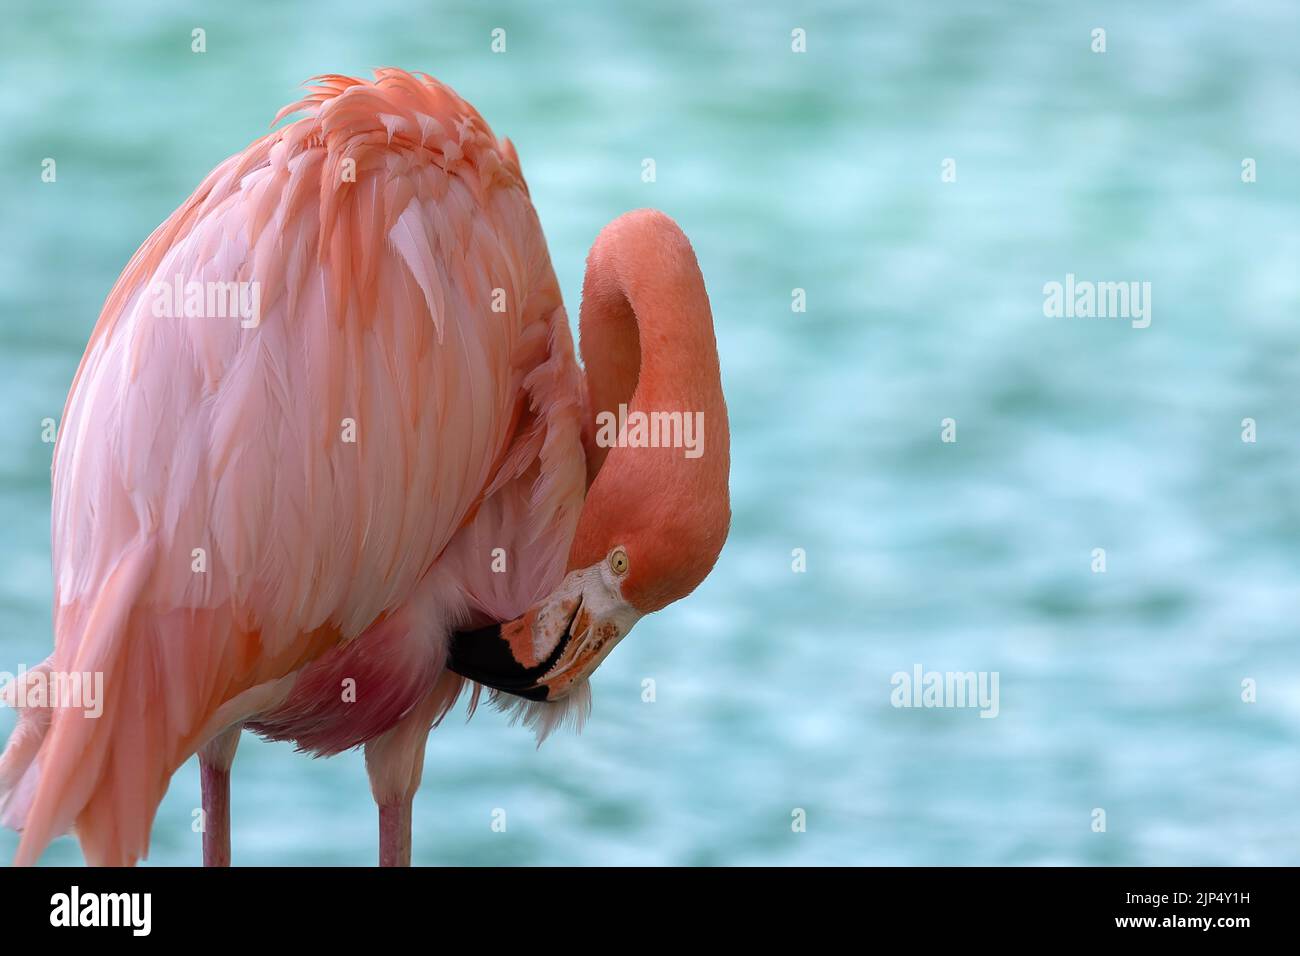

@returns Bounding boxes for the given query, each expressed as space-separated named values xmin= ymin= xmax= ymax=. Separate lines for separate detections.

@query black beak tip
xmin=447 ymin=623 xmax=552 ymax=701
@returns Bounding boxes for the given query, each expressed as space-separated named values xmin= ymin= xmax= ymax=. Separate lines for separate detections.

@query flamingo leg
xmin=365 ymin=670 xmax=465 ymax=866
xmin=201 ymin=761 xmax=231 ymax=867
xmin=378 ymin=798 xmax=413 ymax=867
xmin=198 ymin=726 xmax=241 ymax=867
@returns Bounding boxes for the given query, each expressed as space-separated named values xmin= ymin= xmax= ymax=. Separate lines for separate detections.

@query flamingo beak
xmin=447 ymin=564 xmax=641 ymax=701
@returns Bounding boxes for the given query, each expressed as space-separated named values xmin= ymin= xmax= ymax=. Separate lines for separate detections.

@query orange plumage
xmin=0 ymin=69 xmax=729 ymax=866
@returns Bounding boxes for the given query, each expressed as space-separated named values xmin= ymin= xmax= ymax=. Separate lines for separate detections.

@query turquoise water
xmin=1 ymin=0 xmax=1298 ymax=865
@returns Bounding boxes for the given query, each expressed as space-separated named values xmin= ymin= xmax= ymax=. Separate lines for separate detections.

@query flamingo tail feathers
xmin=1 ymin=542 xmax=166 ymax=866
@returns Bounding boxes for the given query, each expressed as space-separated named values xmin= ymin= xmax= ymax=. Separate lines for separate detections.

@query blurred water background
xmin=1 ymin=0 xmax=1298 ymax=865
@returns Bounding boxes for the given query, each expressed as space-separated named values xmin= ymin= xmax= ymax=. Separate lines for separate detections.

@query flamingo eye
xmin=609 ymin=548 xmax=629 ymax=575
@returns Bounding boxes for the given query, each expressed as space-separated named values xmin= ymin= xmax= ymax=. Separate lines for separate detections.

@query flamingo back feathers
xmin=2 ymin=69 xmax=585 ymax=865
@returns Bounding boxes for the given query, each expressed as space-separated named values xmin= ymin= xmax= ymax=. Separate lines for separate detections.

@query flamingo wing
xmin=1 ymin=70 xmax=585 ymax=865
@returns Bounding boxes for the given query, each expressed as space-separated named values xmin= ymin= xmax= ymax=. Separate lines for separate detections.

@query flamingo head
xmin=449 ymin=209 xmax=730 ymax=704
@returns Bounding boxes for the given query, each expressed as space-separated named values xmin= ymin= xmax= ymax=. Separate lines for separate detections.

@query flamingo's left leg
xmin=198 ymin=726 xmax=241 ymax=867
xmin=364 ymin=670 xmax=464 ymax=866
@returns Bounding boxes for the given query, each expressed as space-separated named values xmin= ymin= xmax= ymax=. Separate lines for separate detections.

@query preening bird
xmin=0 ymin=69 xmax=730 ymax=866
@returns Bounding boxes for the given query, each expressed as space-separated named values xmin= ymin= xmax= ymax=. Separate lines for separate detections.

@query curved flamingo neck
xmin=578 ymin=210 xmax=725 ymax=485
xmin=570 ymin=210 xmax=731 ymax=607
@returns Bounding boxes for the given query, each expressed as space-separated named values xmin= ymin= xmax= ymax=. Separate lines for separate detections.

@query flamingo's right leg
xmin=378 ymin=798 xmax=413 ymax=867
xmin=364 ymin=670 xmax=465 ymax=866
xmin=198 ymin=726 xmax=241 ymax=867
xmin=366 ymin=707 xmax=433 ymax=868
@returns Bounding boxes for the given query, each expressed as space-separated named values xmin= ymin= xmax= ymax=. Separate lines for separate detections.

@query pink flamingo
xmin=0 ymin=69 xmax=729 ymax=866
